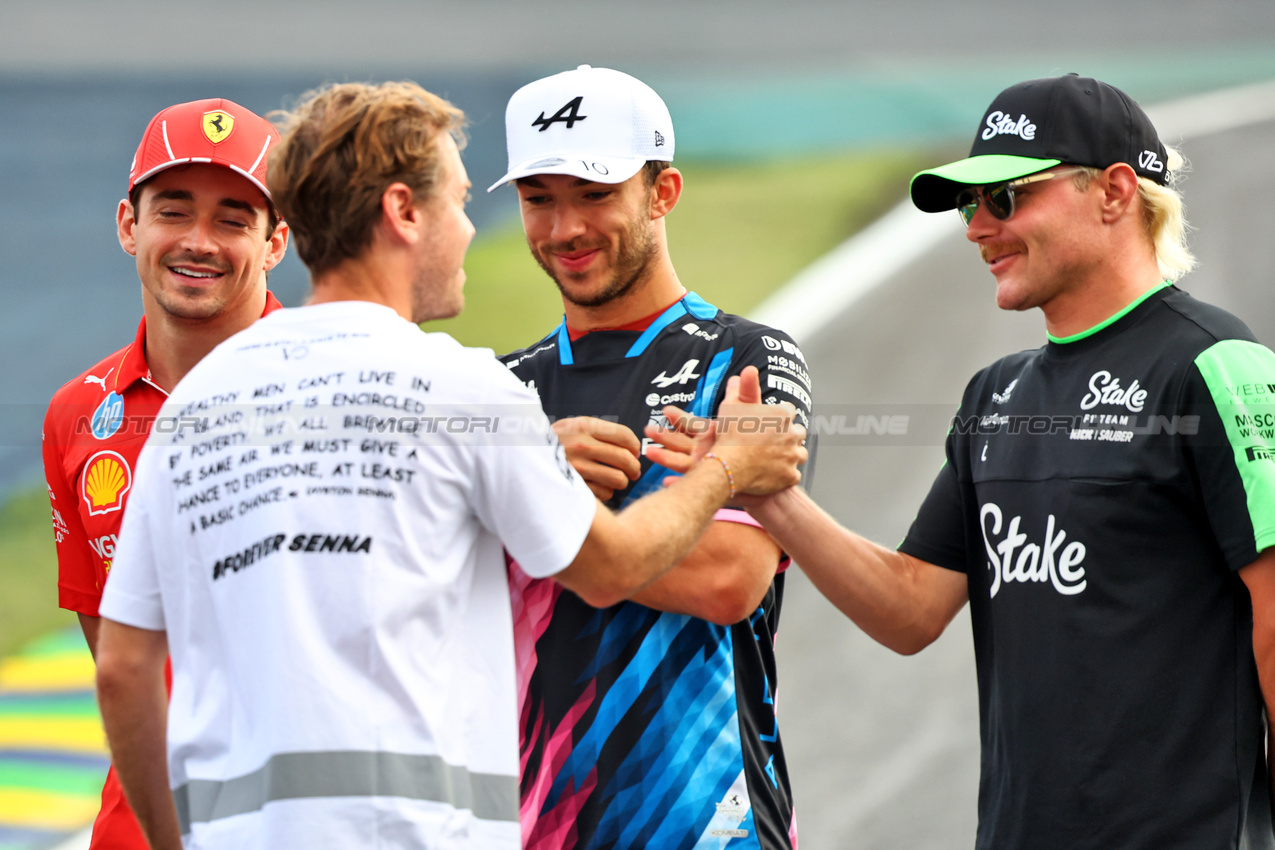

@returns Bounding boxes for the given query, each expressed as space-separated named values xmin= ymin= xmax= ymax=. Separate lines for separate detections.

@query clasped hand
xmin=551 ymin=366 xmax=806 ymax=504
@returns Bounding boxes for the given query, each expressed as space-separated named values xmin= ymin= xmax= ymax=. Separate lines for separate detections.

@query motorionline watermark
xmin=63 ymin=404 xmax=566 ymax=442
xmin=51 ymin=403 xmax=800 ymax=443
xmin=26 ymin=402 xmax=1275 ymax=449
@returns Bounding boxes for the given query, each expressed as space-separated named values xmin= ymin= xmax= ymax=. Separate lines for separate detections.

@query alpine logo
xmin=532 ymin=96 xmax=587 ymax=131
xmin=652 ymin=359 xmax=702 ymax=388
xmin=1080 ymin=370 xmax=1146 ymax=412
xmin=981 ymin=111 xmax=1036 ymax=141
xmin=1138 ymin=150 xmax=1165 ymax=173
xmin=991 ymin=379 xmax=1018 ymax=405
xmin=980 ymin=502 xmax=1087 ymax=598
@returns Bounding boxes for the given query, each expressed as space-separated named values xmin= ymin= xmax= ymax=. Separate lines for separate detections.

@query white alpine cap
xmin=487 ymin=65 xmax=674 ymax=192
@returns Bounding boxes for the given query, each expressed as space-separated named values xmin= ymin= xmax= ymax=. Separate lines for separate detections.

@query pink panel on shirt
xmin=713 ymin=509 xmax=790 ymax=573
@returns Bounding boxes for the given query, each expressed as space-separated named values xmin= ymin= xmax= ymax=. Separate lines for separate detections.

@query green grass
xmin=0 ymin=488 xmax=77 ymax=659
xmin=423 ymin=149 xmax=929 ymax=353
xmin=0 ymin=149 xmax=930 ymax=657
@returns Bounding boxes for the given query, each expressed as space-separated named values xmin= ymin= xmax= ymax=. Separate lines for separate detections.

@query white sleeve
xmin=98 ymin=441 xmax=168 ymax=631
xmin=469 ymin=364 xmax=596 ymax=579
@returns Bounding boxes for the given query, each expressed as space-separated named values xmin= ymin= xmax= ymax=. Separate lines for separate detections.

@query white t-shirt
xmin=100 ymin=302 xmax=597 ymax=849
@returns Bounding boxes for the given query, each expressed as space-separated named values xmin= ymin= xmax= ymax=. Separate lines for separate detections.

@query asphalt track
xmin=772 ymin=90 xmax=1275 ymax=848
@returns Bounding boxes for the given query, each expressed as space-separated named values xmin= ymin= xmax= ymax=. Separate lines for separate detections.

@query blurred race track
xmin=776 ymin=96 xmax=1275 ymax=848
xmin=5 ymin=0 xmax=1275 ymax=498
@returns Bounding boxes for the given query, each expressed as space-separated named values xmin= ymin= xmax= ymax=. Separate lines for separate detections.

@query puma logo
xmin=84 ymin=368 xmax=114 ymax=391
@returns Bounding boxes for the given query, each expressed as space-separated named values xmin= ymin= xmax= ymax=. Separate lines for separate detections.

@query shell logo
xmin=81 ymin=450 xmax=132 ymax=516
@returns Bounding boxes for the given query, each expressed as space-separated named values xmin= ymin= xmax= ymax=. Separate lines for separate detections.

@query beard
xmin=530 ymin=214 xmax=658 ymax=309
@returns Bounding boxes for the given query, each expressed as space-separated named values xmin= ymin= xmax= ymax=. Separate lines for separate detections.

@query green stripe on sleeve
xmin=1195 ymin=339 xmax=1275 ymax=552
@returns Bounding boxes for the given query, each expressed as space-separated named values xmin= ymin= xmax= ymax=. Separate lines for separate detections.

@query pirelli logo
xmin=766 ymin=374 xmax=811 ymax=408
xmin=1246 ymin=446 xmax=1275 ymax=463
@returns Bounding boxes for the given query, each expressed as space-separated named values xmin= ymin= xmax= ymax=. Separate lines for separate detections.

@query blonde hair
xmin=1073 ymin=147 xmax=1195 ymax=281
xmin=268 ymin=82 xmax=465 ymax=276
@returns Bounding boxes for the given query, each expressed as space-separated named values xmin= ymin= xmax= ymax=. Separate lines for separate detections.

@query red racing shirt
xmin=41 ymin=293 xmax=282 ymax=849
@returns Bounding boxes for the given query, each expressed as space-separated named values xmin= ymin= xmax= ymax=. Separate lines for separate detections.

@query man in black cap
xmin=658 ymin=74 xmax=1275 ymax=848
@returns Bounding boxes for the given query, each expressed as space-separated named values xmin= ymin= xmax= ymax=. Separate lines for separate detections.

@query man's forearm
xmin=1251 ymin=626 xmax=1275 ymax=801
xmin=78 ymin=613 xmax=101 ymax=660
xmin=628 ymin=520 xmax=780 ymax=624
xmin=748 ymin=487 xmax=967 ymax=654
xmin=561 ymin=456 xmax=735 ymax=607
xmin=97 ymin=622 xmax=182 ymax=850
xmin=1238 ymin=549 xmax=1275 ymax=804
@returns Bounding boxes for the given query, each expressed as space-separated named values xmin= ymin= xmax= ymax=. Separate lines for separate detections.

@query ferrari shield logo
xmin=202 ymin=110 xmax=235 ymax=144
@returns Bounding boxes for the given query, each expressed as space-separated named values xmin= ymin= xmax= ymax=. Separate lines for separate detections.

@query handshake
xmin=553 ymin=365 xmax=808 ymax=505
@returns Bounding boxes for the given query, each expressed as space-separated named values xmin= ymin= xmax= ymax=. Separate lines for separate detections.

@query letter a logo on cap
xmin=532 ymin=96 xmax=587 ymax=132
xmin=202 ymin=110 xmax=235 ymax=144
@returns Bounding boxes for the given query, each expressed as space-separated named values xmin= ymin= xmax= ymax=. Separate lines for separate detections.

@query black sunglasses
xmin=955 ymin=168 xmax=1087 ymax=226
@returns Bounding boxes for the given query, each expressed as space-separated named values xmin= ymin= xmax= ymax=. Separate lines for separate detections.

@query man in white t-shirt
xmin=92 ymin=81 xmax=807 ymax=850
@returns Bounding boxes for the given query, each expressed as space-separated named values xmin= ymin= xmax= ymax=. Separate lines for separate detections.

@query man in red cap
xmin=41 ymin=97 xmax=289 ymax=849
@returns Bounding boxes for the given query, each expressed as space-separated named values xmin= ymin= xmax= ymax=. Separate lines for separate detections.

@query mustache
xmin=979 ymin=241 xmax=1025 ymax=264
xmin=162 ymin=253 xmax=233 ymax=274
xmin=539 ymin=238 xmax=606 ymax=256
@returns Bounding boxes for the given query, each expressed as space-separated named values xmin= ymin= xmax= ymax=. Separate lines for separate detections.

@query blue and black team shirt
xmin=500 ymin=292 xmax=813 ymax=850
xmin=901 ymin=283 xmax=1275 ymax=850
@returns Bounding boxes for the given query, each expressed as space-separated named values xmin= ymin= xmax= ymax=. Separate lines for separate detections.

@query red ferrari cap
xmin=127 ymin=98 xmax=279 ymax=199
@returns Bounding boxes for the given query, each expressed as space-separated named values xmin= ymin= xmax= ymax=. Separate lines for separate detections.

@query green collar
xmin=1047 ymin=282 xmax=1170 ymax=344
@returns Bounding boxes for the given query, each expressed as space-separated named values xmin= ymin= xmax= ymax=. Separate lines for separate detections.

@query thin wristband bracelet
xmin=702 ymin=452 xmax=736 ymax=500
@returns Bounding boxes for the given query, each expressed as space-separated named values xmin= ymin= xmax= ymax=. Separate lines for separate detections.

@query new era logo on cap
xmin=488 ymin=65 xmax=674 ymax=192
xmin=129 ymin=98 xmax=280 ymax=200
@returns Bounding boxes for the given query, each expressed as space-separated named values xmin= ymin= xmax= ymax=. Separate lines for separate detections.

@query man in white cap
xmin=42 ymin=97 xmax=289 ymax=850
xmin=490 ymin=65 xmax=811 ymax=849
xmin=721 ymin=74 xmax=1275 ymax=848
xmin=91 ymin=80 xmax=807 ymax=850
